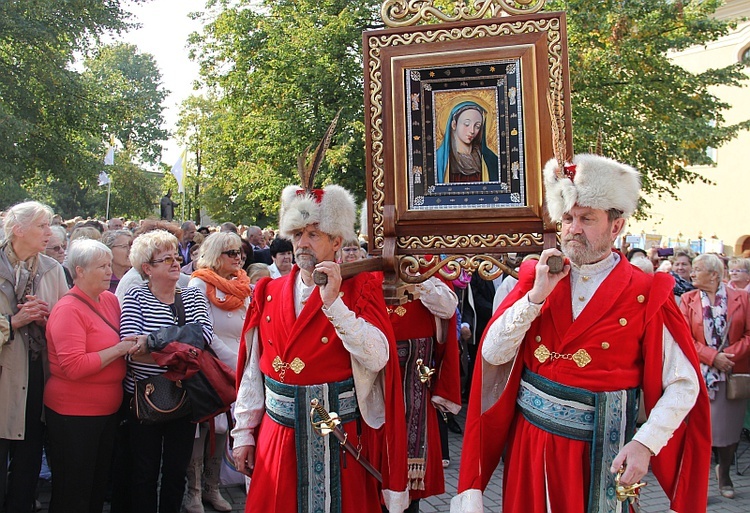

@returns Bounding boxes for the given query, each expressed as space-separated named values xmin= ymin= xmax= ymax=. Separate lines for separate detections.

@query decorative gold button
xmin=535 ymin=335 xmax=542 ymax=342
xmin=321 ymin=337 xmax=329 ymax=344
xmin=266 ymin=316 xmax=271 ymax=322
xmin=578 ymin=296 xmax=585 ymax=301
xmin=619 ymin=318 xmax=627 ymax=326
xmin=267 ymin=295 xmax=272 ymax=301
xmin=582 ymin=276 xmax=590 ymax=282
xmin=637 ymin=295 xmax=645 ymax=303
xmin=601 ymin=342 xmax=610 ymax=350
xmin=339 ymin=291 xmax=344 ymax=297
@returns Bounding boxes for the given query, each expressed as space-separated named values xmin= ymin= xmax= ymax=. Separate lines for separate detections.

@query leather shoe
xmin=447 ymin=417 xmax=463 ymax=434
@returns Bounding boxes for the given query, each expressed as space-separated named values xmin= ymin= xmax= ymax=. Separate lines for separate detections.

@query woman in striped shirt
xmin=120 ymin=230 xmax=212 ymax=513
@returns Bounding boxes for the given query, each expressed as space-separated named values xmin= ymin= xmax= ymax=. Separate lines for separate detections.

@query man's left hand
xmin=610 ymin=440 xmax=652 ymax=485
xmin=315 ymin=261 xmax=342 ymax=307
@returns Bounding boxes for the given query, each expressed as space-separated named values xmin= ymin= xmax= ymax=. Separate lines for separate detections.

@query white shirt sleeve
xmin=631 ymin=326 xmax=700 ymax=455
xmin=417 ymin=277 xmax=458 ymax=319
xmin=231 ymin=328 xmax=265 ymax=448
xmin=322 ymin=297 xmax=390 ymax=428
xmin=481 ymin=294 xmax=543 ymax=365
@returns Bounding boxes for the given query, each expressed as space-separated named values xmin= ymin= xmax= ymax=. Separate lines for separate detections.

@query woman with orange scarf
xmin=186 ymin=232 xmax=253 ymax=513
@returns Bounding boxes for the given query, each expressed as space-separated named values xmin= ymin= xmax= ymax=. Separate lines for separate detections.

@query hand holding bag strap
xmin=67 ymin=291 xmax=118 ymax=335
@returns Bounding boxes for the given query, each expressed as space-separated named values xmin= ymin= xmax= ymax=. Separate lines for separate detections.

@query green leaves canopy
xmin=188 ymin=0 xmax=747 ymax=224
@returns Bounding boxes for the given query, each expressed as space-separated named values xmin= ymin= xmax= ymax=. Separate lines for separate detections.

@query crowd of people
xmin=0 ymin=152 xmax=749 ymax=513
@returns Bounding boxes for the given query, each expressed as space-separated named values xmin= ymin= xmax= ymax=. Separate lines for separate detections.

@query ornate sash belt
xmin=396 ymin=337 xmax=434 ymax=491
xmin=264 ymin=376 xmax=358 ymax=513
xmin=517 ymin=369 xmax=639 ymax=513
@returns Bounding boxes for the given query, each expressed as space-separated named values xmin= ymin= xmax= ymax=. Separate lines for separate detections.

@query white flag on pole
xmin=98 ymin=171 xmax=111 ymax=186
xmin=104 ymin=146 xmax=115 ymax=166
xmin=171 ymin=149 xmax=187 ymax=194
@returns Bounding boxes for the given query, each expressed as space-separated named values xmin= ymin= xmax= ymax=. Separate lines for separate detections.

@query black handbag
xmin=132 ymin=374 xmax=192 ymax=424
xmin=131 ymin=291 xmax=193 ymax=424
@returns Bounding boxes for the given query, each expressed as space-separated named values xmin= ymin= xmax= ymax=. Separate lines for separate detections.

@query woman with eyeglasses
xmin=727 ymin=257 xmax=750 ymax=293
xmin=339 ymin=237 xmax=364 ymax=264
xmin=119 ymin=230 xmax=213 ymax=513
xmin=46 ymin=225 xmax=74 ymax=288
xmin=114 ymin=220 xmax=190 ymax=305
xmin=185 ymin=232 xmax=252 ymax=512
xmin=679 ymin=253 xmax=750 ymax=499
xmin=101 ymin=229 xmax=133 ymax=293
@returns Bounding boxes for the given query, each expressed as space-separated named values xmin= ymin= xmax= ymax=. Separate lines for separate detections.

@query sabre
xmin=309 ymin=398 xmax=382 ymax=483
xmin=615 ymin=466 xmax=646 ymax=510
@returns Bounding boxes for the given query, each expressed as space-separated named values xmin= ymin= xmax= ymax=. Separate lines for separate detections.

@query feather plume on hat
xmin=278 ymin=111 xmax=356 ymax=241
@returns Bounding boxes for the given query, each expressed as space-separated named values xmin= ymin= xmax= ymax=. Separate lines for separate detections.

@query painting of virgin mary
xmin=435 ymin=101 xmax=499 ymax=183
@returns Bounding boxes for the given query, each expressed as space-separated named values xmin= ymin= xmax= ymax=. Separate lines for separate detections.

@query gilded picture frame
xmin=363 ymin=11 xmax=572 ymax=254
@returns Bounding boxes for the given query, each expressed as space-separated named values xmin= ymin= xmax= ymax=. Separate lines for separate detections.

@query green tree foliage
xmin=189 ymin=0 xmax=379 ymax=224
xmin=188 ymin=0 xmax=748 ymax=223
xmin=0 ymin=0 xmax=165 ymax=218
xmin=85 ymin=43 xmax=170 ymax=165
xmin=546 ymin=0 xmax=750 ymax=212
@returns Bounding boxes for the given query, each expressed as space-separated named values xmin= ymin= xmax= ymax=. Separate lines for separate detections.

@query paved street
xmin=36 ymin=412 xmax=750 ymax=512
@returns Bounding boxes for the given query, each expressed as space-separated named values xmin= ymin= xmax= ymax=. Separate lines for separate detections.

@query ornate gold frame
xmin=364 ymin=11 xmax=571 ymax=254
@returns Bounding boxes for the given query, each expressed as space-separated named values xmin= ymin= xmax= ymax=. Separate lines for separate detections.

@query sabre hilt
xmin=615 ymin=467 xmax=646 ymax=503
xmin=310 ymin=398 xmax=341 ymax=436
xmin=416 ymin=358 xmax=435 ymax=384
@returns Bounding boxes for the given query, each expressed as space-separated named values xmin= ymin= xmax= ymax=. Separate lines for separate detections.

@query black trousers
xmin=0 ymin=354 xmax=44 ymax=513
xmin=45 ymin=408 xmax=118 ymax=513
xmin=128 ymin=410 xmax=195 ymax=513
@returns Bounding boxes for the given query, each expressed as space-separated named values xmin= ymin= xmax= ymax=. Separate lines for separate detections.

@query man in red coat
xmin=388 ymin=272 xmax=461 ymax=512
xmin=232 ymin=184 xmax=409 ymax=513
xmin=452 ymin=154 xmax=711 ymax=513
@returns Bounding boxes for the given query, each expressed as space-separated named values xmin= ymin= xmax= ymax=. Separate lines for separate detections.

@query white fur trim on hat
xmin=543 ymin=153 xmax=640 ymax=222
xmin=278 ymin=184 xmax=356 ymax=241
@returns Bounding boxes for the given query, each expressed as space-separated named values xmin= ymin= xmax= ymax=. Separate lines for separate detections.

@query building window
xmin=742 ymin=46 xmax=750 ymax=65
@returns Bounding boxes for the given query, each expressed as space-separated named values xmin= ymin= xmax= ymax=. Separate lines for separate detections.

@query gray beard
xmin=561 ymin=235 xmax=612 ymax=267
xmin=295 ymin=251 xmax=318 ymax=272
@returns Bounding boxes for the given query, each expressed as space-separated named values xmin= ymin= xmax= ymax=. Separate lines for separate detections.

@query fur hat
xmin=278 ymin=184 xmax=356 ymax=241
xmin=543 ymin=153 xmax=641 ymax=222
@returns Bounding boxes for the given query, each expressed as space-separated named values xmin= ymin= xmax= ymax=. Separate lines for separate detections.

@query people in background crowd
xmin=186 ymin=232 xmax=252 ymax=512
xmin=179 ymin=221 xmax=197 ymax=266
xmin=46 ymin=225 xmax=74 ymax=288
xmin=108 ymin=218 xmax=124 ymax=231
xmin=44 ymin=239 xmax=136 ymax=513
xmin=268 ymin=237 xmax=293 ymax=278
xmin=727 ymin=257 xmax=750 ymax=293
xmin=680 ymin=253 xmax=750 ymax=499
xmin=246 ymin=263 xmax=271 ymax=285
xmin=101 ymin=229 xmax=133 ymax=294
xmin=0 ymin=201 xmax=68 ymax=513
xmin=339 ymin=238 xmax=364 ymax=264
xmin=181 ymin=243 xmax=201 ymax=275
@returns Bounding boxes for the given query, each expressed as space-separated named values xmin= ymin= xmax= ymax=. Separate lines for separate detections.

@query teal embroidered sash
xmin=517 ymin=369 xmax=639 ymax=513
xmin=264 ymin=376 xmax=358 ymax=513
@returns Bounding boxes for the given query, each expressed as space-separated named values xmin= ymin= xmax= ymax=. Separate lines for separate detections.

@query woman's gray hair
xmin=101 ymin=229 xmax=133 ymax=248
xmin=729 ymin=257 xmax=750 ymax=274
xmin=3 ymin=201 xmax=53 ymax=241
xmin=693 ymin=253 xmax=724 ymax=276
xmin=49 ymin=225 xmax=67 ymax=245
xmin=67 ymin=239 xmax=112 ymax=279
xmin=130 ymin=230 xmax=179 ymax=279
xmin=195 ymin=232 xmax=242 ymax=272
